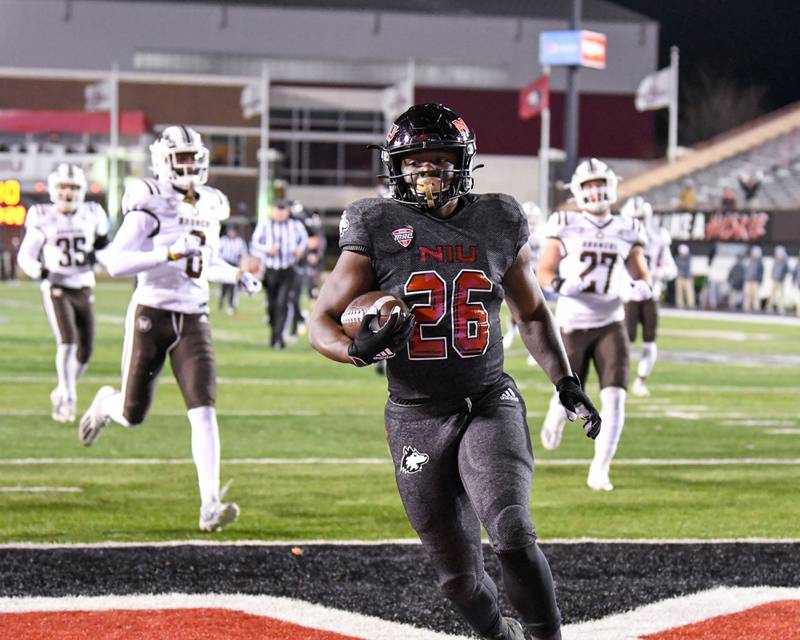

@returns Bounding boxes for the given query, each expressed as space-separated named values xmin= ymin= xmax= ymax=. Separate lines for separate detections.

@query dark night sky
xmin=610 ymin=0 xmax=800 ymax=111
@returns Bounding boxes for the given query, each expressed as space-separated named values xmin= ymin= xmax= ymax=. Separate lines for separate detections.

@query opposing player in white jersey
xmin=78 ymin=126 xmax=261 ymax=532
xmin=619 ymin=197 xmax=677 ymax=397
xmin=17 ymin=164 xmax=109 ymax=422
xmin=503 ymin=202 xmax=543 ymax=358
xmin=537 ymin=159 xmax=652 ymax=491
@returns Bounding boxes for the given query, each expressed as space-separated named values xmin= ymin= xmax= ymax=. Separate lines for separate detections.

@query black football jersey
xmin=339 ymin=194 xmax=528 ymax=400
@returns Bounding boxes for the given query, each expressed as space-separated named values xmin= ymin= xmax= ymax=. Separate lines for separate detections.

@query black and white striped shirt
xmin=218 ymin=235 xmax=248 ymax=267
xmin=251 ymin=218 xmax=308 ymax=270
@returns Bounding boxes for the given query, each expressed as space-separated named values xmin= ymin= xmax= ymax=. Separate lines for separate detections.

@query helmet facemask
xmin=375 ymin=104 xmax=478 ymax=211
xmin=48 ymin=164 xmax=86 ymax=213
xmin=389 ymin=148 xmax=473 ymax=210
xmin=570 ymin=158 xmax=619 ymax=215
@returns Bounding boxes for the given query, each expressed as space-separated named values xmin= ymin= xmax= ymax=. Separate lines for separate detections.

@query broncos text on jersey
xmin=546 ymin=210 xmax=647 ymax=330
xmin=24 ymin=201 xmax=109 ymax=289
xmin=121 ymin=178 xmax=230 ymax=313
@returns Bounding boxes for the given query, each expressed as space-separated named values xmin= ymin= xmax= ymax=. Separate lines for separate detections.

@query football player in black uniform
xmin=309 ymin=104 xmax=601 ymax=640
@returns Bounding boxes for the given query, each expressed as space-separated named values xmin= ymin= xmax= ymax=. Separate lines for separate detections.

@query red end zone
xmin=642 ymin=599 xmax=800 ymax=640
xmin=0 ymin=608 xmax=362 ymax=640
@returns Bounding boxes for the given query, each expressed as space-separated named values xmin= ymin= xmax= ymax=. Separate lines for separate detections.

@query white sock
xmin=543 ymin=392 xmax=567 ymax=431
xmin=55 ymin=344 xmax=77 ymax=399
xmin=100 ymin=391 xmax=130 ymax=427
xmin=637 ymin=342 xmax=658 ymax=379
xmin=594 ymin=386 xmax=627 ymax=464
xmin=187 ymin=406 xmax=221 ymax=509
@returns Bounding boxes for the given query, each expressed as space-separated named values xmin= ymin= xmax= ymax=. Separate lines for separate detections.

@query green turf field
xmin=1 ymin=280 xmax=798 ymax=543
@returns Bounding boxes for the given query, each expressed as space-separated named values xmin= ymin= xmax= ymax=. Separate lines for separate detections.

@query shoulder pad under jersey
xmin=121 ymin=178 xmax=173 ymax=214
xmin=194 ymin=185 xmax=230 ymax=221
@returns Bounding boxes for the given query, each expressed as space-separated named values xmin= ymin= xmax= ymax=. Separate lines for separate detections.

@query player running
xmin=620 ymin=196 xmax=677 ymax=397
xmin=17 ymin=163 xmax=109 ymax=423
xmin=309 ymin=104 xmax=601 ymax=640
xmin=79 ymin=126 xmax=261 ymax=532
xmin=537 ymin=159 xmax=653 ymax=492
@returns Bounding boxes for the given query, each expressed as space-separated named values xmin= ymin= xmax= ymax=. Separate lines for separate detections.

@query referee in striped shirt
xmin=218 ymin=226 xmax=249 ymax=315
xmin=251 ymin=200 xmax=308 ymax=348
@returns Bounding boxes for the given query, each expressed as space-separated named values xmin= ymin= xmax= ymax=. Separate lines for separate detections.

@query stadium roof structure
xmin=85 ymin=0 xmax=652 ymax=23
xmin=620 ymin=101 xmax=800 ymax=210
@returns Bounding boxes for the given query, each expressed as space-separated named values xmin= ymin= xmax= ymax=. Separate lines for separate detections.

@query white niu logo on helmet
xmin=400 ymin=446 xmax=429 ymax=474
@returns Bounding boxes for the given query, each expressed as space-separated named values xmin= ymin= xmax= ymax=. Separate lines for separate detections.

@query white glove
xmin=629 ymin=279 xmax=654 ymax=301
xmin=658 ymin=264 xmax=678 ymax=282
xmin=557 ymin=275 xmax=588 ymax=296
xmin=167 ymin=233 xmax=202 ymax=261
xmin=237 ymin=271 xmax=262 ymax=295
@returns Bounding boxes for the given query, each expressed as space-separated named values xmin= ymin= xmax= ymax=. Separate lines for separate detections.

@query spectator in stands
xmin=720 ymin=187 xmax=737 ymax=211
xmin=679 ymin=180 xmax=697 ymax=209
xmin=251 ymin=200 xmax=308 ymax=349
xmin=743 ymin=245 xmax=764 ymax=312
xmin=675 ymin=244 xmax=695 ymax=308
xmin=217 ymin=226 xmax=249 ymax=315
xmin=766 ymin=245 xmax=789 ymax=313
xmin=738 ymin=171 xmax=763 ymax=208
xmin=727 ymin=256 xmax=746 ymax=310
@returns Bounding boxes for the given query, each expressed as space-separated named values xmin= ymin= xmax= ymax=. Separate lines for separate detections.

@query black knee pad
xmin=490 ymin=504 xmax=536 ymax=552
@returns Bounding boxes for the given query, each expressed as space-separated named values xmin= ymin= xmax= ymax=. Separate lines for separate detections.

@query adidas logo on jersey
xmin=499 ymin=388 xmax=519 ymax=402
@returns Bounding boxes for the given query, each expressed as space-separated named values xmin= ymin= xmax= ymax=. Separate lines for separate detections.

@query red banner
xmin=0 ymin=110 xmax=150 ymax=135
xmin=518 ymin=75 xmax=549 ymax=120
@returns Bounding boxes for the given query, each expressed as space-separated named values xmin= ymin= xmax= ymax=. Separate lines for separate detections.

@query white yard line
xmin=660 ymin=307 xmax=800 ymax=326
xmin=0 ymin=457 xmax=798 ymax=466
xmin=1 ymin=538 xmax=799 ymax=550
xmin=2 ymin=374 xmax=797 ymax=394
xmin=0 ymin=486 xmax=82 ymax=493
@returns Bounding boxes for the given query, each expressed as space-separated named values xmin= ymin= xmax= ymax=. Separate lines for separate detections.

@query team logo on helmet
xmin=400 ymin=446 xmax=429 ymax=474
xmin=385 ymin=124 xmax=400 ymax=144
xmin=392 ymin=227 xmax=414 ymax=248
xmin=452 ymin=118 xmax=470 ymax=139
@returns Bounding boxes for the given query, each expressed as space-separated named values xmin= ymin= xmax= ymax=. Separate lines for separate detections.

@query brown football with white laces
xmin=340 ymin=291 xmax=410 ymax=339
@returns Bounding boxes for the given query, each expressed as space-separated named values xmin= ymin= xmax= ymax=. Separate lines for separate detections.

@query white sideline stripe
xmin=1 ymin=409 xmax=384 ymax=418
xmin=1 ymin=457 xmax=799 ymax=466
xmin=660 ymin=307 xmax=800 ymax=325
xmin=1 ymin=538 xmax=799 ymax=550
xmin=0 ymin=486 xmax=82 ymax=493
xmin=562 ymin=586 xmax=800 ymax=639
xmin=0 ymin=593 xmax=471 ymax=640
xmin=1 ymin=374 xmax=796 ymax=394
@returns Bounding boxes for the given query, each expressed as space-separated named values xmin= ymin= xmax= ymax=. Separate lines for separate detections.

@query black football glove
xmin=555 ymin=375 xmax=602 ymax=440
xmin=347 ymin=307 xmax=415 ymax=367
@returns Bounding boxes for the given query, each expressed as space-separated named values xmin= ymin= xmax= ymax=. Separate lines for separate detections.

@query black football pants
xmin=384 ymin=373 xmax=561 ymax=638
xmin=263 ymin=266 xmax=296 ymax=346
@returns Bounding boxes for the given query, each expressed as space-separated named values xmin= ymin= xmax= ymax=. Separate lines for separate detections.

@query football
xmin=340 ymin=291 xmax=410 ymax=338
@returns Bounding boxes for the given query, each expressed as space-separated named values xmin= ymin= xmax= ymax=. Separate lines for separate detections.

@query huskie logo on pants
xmin=400 ymin=446 xmax=429 ymax=473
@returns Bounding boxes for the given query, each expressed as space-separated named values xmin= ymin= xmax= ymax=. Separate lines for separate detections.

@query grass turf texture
xmin=0 ymin=280 xmax=798 ymax=543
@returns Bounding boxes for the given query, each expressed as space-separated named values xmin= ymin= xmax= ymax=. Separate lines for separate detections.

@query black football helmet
xmin=375 ymin=103 xmax=478 ymax=210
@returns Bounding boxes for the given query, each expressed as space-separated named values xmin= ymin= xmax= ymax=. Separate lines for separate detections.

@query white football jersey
xmin=621 ymin=222 xmax=674 ymax=300
xmin=24 ymin=201 xmax=109 ymax=289
xmin=122 ymin=178 xmax=229 ymax=313
xmin=546 ymin=210 xmax=647 ymax=329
